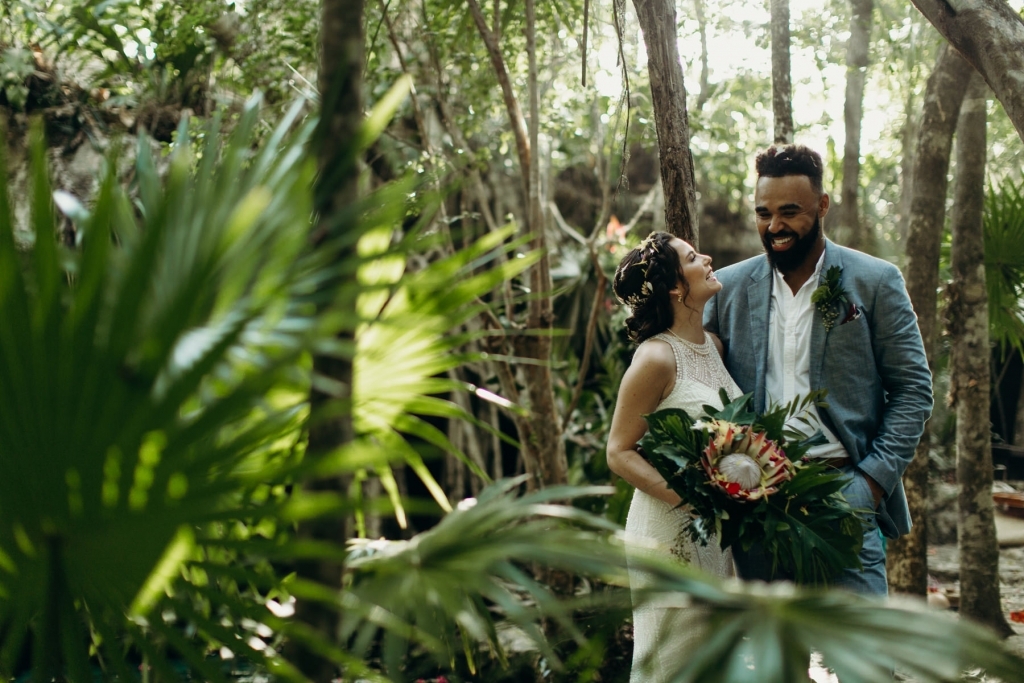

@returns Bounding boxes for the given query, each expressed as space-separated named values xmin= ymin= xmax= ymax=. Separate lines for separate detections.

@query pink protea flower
xmin=700 ymin=420 xmax=794 ymax=501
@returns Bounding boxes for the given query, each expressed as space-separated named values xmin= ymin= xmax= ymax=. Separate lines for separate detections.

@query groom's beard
xmin=763 ymin=215 xmax=821 ymax=272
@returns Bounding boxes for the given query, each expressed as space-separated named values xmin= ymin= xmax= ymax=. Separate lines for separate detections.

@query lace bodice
xmin=648 ymin=331 xmax=742 ymax=413
xmin=625 ymin=331 xmax=742 ymax=683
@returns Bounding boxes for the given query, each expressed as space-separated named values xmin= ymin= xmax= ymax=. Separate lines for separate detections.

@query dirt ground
xmin=927 ymin=532 xmax=1024 ymax=661
xmin=808 ymin=486 xmax=1024 ymax=683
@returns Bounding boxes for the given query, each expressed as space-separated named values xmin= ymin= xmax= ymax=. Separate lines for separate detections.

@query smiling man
xmin=704 ymin=144 xmax=934 ymax=595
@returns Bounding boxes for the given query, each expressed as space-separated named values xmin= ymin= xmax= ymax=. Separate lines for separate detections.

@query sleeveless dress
xmin=626 ymin=332 xmax=742 ymax=683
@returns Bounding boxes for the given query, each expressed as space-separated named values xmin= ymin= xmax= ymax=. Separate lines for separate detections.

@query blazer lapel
xmin=810 ymin=241 xmax=843 ymax=391
xmin=747 ymin=258 xmax=772 ymax=413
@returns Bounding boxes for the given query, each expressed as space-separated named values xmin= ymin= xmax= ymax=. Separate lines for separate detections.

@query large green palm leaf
xmin=0 ymin=96 xmax=370 ymax=677
xmin=628 ymin=561 xmax=1024 ymax=683
xmin=352 ymin=225 xmax=539 ymax=518
xmin=341 ymin=478 xmax=629 ymax=678
xmin=308 ymin=476 xmax=1024 ymax=683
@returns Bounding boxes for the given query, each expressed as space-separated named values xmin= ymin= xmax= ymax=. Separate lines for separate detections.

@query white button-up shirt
xmin=766 ymin=254 xmax=848 ymax=459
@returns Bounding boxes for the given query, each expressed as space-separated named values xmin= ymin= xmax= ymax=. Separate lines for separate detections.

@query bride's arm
xmin=606 ymin=341 xmax=683 ymax=508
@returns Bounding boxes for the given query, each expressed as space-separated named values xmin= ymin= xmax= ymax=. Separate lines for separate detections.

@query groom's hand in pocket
xmin=862 ymin=472 xmax=883 ymax=509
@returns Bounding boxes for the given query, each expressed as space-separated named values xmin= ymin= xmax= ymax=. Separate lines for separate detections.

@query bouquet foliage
xmin=639 ymin=389 xmax=864 ymax=586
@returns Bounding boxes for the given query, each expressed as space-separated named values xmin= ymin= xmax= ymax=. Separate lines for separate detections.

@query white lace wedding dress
xmin=626 ymin=331 xmax=742 ymax=683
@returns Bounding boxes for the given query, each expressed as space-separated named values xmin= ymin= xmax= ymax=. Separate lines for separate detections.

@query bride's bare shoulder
xmin=631 ymin=337 xmax=675 ymax=371
xmin=706 ymin=332 xmax=725 ymax=358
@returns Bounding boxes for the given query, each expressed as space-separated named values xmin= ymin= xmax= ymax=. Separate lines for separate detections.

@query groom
xmin=704 ymin=144 xmax=933 ymax=595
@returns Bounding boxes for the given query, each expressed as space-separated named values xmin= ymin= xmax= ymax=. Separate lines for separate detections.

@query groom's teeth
xmin=772 ymin=236 xmax=794 ymax=246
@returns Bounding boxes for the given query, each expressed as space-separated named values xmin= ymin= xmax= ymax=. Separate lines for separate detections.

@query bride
xmin=606 ymin=231 xmax=741 ymax=682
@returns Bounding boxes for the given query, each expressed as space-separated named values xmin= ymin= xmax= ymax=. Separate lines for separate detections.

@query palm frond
xmin=630 ymin=566 xmax=1024 ymax=683
xmin=340 ymin=478 xmax=631 ymax=676
xmin=0 ymin=96 xmax=334 ymax=676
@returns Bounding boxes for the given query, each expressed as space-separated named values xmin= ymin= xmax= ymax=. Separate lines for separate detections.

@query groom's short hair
xmin=755 ymin=144 xmax=824 ymax=196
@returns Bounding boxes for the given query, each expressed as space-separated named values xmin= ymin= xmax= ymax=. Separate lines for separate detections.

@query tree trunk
xmin=836 ymin=0 xmax=873 ymax=252
xmin=693 ymin=0 xmax=711 ymax=111
xmin=290 ymin=0 xmax=364 ymax=678
xmin=770 ymin=0 xmax=794 ymax=144
xmin=467 ymin=0 xmax=567 ymax=489
xmin=896 ymin=17 xmax=923 ymax=244
xmin=909 ymin=0 xmax=1024 ymax=143
xmin=887 ymin=43 xmax=973 ymax=597
xmin=631 ymin=0 xmax=699 ymax=245
xmin=949 ymin=71 xmax=1014 ymax=638
xmin=521 ymin=0 xmax=568 ymax=487
xmin=896 ymin=100 xmax=918 ymax=243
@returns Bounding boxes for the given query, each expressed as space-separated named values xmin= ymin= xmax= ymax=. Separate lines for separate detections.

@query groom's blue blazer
xmin=704 ymin=240 xmax=933 ymax=538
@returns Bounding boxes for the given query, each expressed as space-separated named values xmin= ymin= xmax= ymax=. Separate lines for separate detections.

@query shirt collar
xmin=772 ymin=249 xmax=827 ymax=295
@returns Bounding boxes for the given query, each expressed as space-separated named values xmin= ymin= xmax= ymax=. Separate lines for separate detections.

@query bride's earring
xmin=677 ymin=293 xmax=684 ymax=303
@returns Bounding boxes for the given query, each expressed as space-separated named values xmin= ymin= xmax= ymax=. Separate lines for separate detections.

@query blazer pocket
xmin=830 ymin=313 xmax=866 ymax=338
xmin=825 ymin=312 xmax=871 ymax=365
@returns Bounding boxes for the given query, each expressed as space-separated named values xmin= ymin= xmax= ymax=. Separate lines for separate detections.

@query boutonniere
xmin=811 ymin=266 xmax=849 ymax=332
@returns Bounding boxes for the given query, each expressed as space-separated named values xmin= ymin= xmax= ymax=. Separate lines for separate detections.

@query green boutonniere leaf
xmin=812 ymin=266 xmax=849 ymax=332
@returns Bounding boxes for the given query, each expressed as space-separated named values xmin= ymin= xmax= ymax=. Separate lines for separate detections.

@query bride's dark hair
xmin=613 ymin=231 xmax=689 ymax=344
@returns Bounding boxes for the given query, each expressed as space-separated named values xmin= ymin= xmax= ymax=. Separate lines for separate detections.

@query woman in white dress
xmin=606 ymin=231 xmax=742 ymax=683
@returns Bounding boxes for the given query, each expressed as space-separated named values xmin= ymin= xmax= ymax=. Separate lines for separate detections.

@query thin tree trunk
xmin=909 ymin=0 xmax=1024 ymax=142
xmin=631 ymin=0 xmax=699 ymax=244
xmin=896 ymin=18 xmax=922 ymax=244
xmin=949 ymin=71 xmax=1013 ymax=637
xmin=467 ymin=0 xmax=567 ymax=489
xmin=291 ymin=0 xmax=364 ymax=678
xmin=521 ymin=0 xmax=568 ymax=487
xmin=897 ymin=101 xmax=918 ymax=243
xmin=836 ymin=0 xmax=873 ymax=252
xmin=693 ymin=0 xmax=711 ymax=111
xmin=489 ymin=400 xmax=503 ymax=480
xmin=770 ymin=0 xmax=794 ymax=144
xmin=888 ymin=43 xmax=973 ymax=597
xmin=467 ymin=0 xmax=530 ymax=201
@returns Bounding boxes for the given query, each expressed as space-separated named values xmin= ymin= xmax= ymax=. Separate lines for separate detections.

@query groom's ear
xmin=818 ymin=192 xmax=830 ymax=218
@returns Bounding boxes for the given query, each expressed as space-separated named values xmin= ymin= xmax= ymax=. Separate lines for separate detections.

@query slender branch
xmin=563 ymin=89 xmax=626 ymax=427
xmin=448 ymin=366 xmax=490 ymax=491
xmin=364 ymin=0 xmax=393 ymax=71
xmin=493 ymin=0 xmax=501 ymax=43
xmin=770 ymin=0 xmax=794 ymax=142
xmin=467 ymin=0 xmax=531 ymax=199
xmin=621 ymin=179 xmax=661 ymax=235
xmin=525 ymin=0 xmax=546 ymax=332
xmin=693 ymin=0 xmax=711 ymax=110
xmin=380 ymin=2 xmax=458 ymax=254
xmin=612 ymin=0 xmax=632 ymax=195
xmin=563 ymin=244 xmax=607 ymax=430
xmin=550 ymin=201 xmax=588 ymax=245
xmin=420 ymin=2 xmax=515 ymax=314
xmin=589 ymin=93 xmax=618 ymax=241
xmin=582 ymin=0 xmax=590 ymax=86
xmin=488 ymin=400 xmax=503 ymax=480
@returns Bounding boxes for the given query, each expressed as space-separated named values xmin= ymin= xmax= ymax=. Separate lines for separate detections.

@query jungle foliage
xmin=2 ymin=0 xmax=1024 ymax=681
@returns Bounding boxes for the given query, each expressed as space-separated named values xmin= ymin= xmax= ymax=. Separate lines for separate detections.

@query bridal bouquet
xmin=639 ymin=390 xmax=864 ymax=586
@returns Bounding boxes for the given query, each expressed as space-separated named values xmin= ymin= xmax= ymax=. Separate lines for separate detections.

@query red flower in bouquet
xmin=700 ymin=419 xmax=794 ymax=501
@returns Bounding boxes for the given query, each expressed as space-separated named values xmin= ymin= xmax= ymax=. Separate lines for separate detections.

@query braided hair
xmin=613 ymin=231 xmax=689 ymax=344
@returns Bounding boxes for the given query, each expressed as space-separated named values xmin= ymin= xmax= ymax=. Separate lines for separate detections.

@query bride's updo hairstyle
xmin=613 ymin=231 xmax=688 ymax=344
